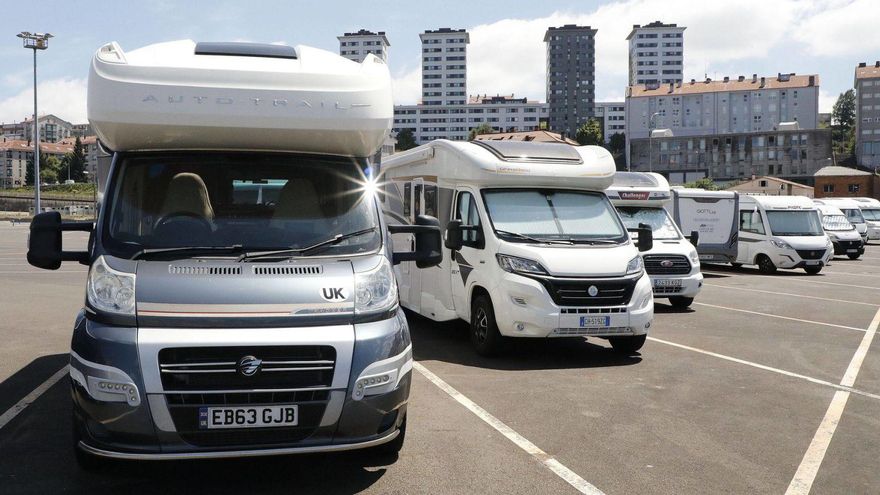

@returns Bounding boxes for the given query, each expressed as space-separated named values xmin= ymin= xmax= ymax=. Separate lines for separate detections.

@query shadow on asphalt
xmin=0 ymin=353 xmax=68 ymax=413
xmin=406 ymin=310 xmax=642 ymax=370
xmin=701 ymin=263 xmax=817 ymax=277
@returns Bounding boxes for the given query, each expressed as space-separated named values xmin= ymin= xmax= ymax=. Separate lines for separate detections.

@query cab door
xmin=449 ymin=189 xmax=487 ymax=318
xmin=738 ymin=208 xmax=766 ymax=263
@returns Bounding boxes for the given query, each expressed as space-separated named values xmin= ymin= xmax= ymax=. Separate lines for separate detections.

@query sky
xmin=2 ymin=0 xmax=879 ymax=125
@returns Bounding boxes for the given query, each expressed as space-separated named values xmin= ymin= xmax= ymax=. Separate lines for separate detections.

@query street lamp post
xmin=648 ymin=112 xmax=660 ymax=173
xmin=17 ymin=31 xmax=52 ymax=214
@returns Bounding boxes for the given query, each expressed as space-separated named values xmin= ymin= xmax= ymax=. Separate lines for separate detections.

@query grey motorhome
xmin=26 ymin=40 xmax=441 ymax=465
xmin=668 ymin=189 xmax=739 ymax=263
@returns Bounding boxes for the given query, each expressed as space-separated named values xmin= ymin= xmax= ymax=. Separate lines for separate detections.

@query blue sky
xmin=3 ymin=0 xmax=879 ymax=124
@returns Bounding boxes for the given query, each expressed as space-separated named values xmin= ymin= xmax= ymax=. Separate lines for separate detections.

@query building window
xmin=849 ymin=184 xmax=860 ymax=193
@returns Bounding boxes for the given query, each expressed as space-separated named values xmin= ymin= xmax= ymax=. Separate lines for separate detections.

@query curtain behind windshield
xmin=765 ymin=210 xmax=824 ymax=236
xmin=483 ymin=190 xmax=625 ymax=239
xmin=821 ymin=215 xmax=854 ymax=231
xmin=616 ymin=207 xmax=681 ymax=240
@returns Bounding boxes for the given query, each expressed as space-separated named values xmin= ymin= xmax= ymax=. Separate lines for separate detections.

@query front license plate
xmin=698 ymin=254 xmax=714 ymax=261
xmin=199 ymin=405 xmax=298 ymax=429
xmin=653 ymin=279 xmax=683 ymax=288
xmin=806 ymin=260 xmax=820 ymax=265
xmin=580 ymin=316 xmax=610 ymax=327
xmin=847 ymin=249 xmax=858 ymax=253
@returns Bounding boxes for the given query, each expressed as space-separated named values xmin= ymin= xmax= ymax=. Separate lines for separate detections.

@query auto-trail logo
xmin=587 ymin=285 xmax=599 ymax=297
xmin=141 ymin=94 xmax=371 ymax=110
xmin=237 ymin=355 xmax=262 ymax=377
xmin=321 ymin=287 xmax=348 ymax=301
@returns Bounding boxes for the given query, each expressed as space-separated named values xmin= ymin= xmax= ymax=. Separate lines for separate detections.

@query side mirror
xmin=27 ymin=212 xmax=92 ymax=270
xmin=636 ymin=223 xmax=653 ymax=252
xmin=688 ymin=230 xmax=700 ymax=247
xmin=445 ymin=220 xmax=463 ymax=251
xmin=388 ymin=215 xmax=443 ymax=268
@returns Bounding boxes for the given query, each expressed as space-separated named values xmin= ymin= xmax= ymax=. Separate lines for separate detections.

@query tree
xmin=64 ymin=136 xmax=88 ymax=182
xmin=26 ymin=153 xmax=61 ymax=185
xmin=468 ymin=123 xmax=494 ymax=141
xmin=575 ymin=118 xmax=602 ymax=146
xmin=831 ymin=90 xmax=856 ymax=163
xmin=683 ymin=177 xmax=720 ymax=191
xmin=396 ymin=129 xmax=417 ymax=151
xmin=606 ymin=132 xmax=626 ymax=155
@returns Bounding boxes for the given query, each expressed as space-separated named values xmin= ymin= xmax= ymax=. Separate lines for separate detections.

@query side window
xmin=414 ymin=183 xmax=423 ymax=220
xmin=424 ymin=184 xmax=437 ymax=217
xmin=740 ymin=210 xmax=765 ymax=234
xmin=403 ymin=182 xmax=411 ymax=218
xmin=455 ymin=191 xmax=483 ymax=247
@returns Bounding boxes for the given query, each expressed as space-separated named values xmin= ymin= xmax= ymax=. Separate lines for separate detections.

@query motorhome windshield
xmin=765 ymin=210 xmax=824 ymax=236
xmin=104 ymin=152 xmax=380 ymax=259
xmin=841 ymin=208 xmax=866 ymax=223
xmin=482 ymin=189 xmax=627 ymax=243
xmin=861 ymin=208 xmax=880 ymax=221
xmin=822 ymin=214 xmax=854 ymax=232
xmin=616 ymin=207 xmax=681 ymax=240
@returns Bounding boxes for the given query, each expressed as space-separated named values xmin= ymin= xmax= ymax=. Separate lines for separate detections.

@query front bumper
xmin=768 ymin=248 xmax=832 ymax=269
xmin=867 ymin=225 xmax=880 ymax=241
xmin=832 ymin=241 xmax=865 ymax=256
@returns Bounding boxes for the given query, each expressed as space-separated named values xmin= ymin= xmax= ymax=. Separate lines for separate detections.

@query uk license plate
xmin=579 ymin=316 xmax=610 ymax=327
xmin=699 ymin=254 xmax=714 ymax=261
xmin=199 ymin=405 xmax=298 ymax=429
xmin=653 ymin=279 xmax=683 ymax=288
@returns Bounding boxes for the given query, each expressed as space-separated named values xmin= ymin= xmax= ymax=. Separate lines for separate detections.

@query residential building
xmin=814 ymin=166 xmax=880 ymax=199
xmin=544 ymin=25 xmax=597 ymax=138
xmin=393 ymin=94 xmax=548 ymax=144
xmin=595 ymin=101 xmax=626 ymax=143
xmin=22 ymin=114 xmax=74 ymax=143
xmin=725 ymin=175 xmax=814 ymax=198
xmin=337 ymin=29 xmax=390 ymax=63
xmin=419 ymin=28 xmax=469 ymax=107
xmin=626 ymin=21 xmax=685 ymax=86
xmin=855 ymin=61 xmax=880 ymax=169
xmin=0 ymin=138 xmax=73 ymax=187
xmin=82 ymin=136 xmax=100 ymax=177
xmin=475 ymin=129 xmax=577 ymax=145
xmin=71 ymin=123 xmax=94 ymax=138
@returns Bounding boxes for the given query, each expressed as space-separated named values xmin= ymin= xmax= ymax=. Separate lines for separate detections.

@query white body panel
xmin=88 ymin=40 xmax=392 ymax=156
xmin=668 ymin=189 xmax=739 ymax=263
xmin=851 ymin=199 xmax=880 ymax=239
xmin=381 ymin=140 xmax=653 ymax=339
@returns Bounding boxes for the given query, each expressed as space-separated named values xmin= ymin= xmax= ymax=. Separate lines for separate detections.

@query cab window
xmin=455 ymin=191 xmax=483 ymax=247
xmin=740 ymin=210 xmax=765 ymax=235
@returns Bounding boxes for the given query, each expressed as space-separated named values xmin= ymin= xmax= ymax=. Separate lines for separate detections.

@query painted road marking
xmin=703 ymin=283 xmax=880 ymax=307
xmin=785 ymin=307 xmax=880 ymax=495
xmin=692 ymin=302 xmax=866 ymax=333
xmin=414 ymin=362 xmax=604 ymax=495
xmin=646 ymin=337 xmax=880 ymax=401
xmin=701 ymin=271 xmax=880 ymax=291
xmin=0 ymin=366 xmax=69 ymax=430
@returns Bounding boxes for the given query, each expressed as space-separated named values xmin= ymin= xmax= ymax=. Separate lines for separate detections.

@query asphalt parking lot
xmin=0 ymin=221 xmax=878 ymax=494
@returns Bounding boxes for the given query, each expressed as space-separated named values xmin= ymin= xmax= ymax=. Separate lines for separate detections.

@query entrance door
xmin=406 ymin=179 xmax=425 ymax=311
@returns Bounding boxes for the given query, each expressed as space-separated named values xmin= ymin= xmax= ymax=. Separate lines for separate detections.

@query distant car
xmin=64 ymin=179 xmax=75 ymax=185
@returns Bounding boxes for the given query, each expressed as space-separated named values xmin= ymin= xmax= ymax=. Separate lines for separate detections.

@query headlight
xmin=496 ymin=254 xmax=548 ymax=275
xmin=827 ymin=233 xmax=838 ymax=241
xmin=688 ymin=249 xmax=700 ymax=264
xmin=626 ymin=255 xmax=644 ymax=275
xmin=87 ymin=256 xmax=136 ymax=315
xmin=770 ymin=239 xmax=792 ymax=249
xmin=355 ymin=257 xmax=397 ymax=315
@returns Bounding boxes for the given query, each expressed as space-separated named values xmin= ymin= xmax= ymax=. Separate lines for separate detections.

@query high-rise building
xmin=855 ymin=61 xmax=880 ymax=169
xmin=626 ymin=21 xmax=685 ymax=87
xmin=419 ymin=28 xmax=469 ymax=107
xmin=337 ymin=29 xmax=390 ymax=63
xmin=544 ymin=25 xmax=597 ymax=138
xmin=595 ymin=102 xmax=626 ymax=143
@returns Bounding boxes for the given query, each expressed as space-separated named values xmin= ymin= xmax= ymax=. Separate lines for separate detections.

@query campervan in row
xmin=26 ymin=40 xmax=441 ymax=466
xmin=606 ymin=173 xmax=703 ymax=309
xmin=815 ymin=204 xmax=864 ymax=259
xmin=667 ymin=189 xmax=739 ymax=264
xmin=381 ymin=140 xmax=655 ymax=356
xmin=852 ymin=197 xmax=880 ymax=241
xmin=814 ymin=198 xmax=868 ymax=243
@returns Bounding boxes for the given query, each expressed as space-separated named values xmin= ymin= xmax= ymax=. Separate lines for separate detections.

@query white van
xmin=813 ymin=198 xmax=869 ymax=243
xmin=815 ymin=204 xmax=864 ymax=259
xmin=381 ymin=140 xmax=655 ymax=355
xmin=606 ymin=172 xmax=703 ymax=309
xmin=736 ymin=195 xmax=832 ymax=274
xmin=668 ymin=189 xmax=739 ymax=264
xmin=852 ymin=197 xmax=880 ymax=242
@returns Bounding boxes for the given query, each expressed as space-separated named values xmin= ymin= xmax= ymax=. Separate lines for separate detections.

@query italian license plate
xmin=199 ymin=405 xmax=298 ymax=429
xmin=579 ymin=316 xmax=610 ymax=327
xmin=847 ymin=249 xmax=858 ymax=253
xmin=806 ymin=260 xmax=820 ymax=265
xmin=653 ymin=279 xmax=683 ymax=288
xmin=698 ymin=254 xmax=714 ymax=261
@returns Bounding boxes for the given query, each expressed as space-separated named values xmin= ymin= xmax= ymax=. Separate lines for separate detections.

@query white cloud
xmin=819 ymin=89 xmax=839 ymax=114
xmin=391 ymin=67 xmax=422 ymax=105
xmin=0 ymin=78 xmax=88 ymax=125
xmin=792 ymin=0 xmax=880 ymax=57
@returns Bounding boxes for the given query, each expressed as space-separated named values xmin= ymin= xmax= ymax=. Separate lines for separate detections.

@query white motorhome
xmin=381 ymin=140 xmax=655 ymax=356
xmin=606 ymin=173 xmax=702 ymax=309
xmin=736 ymin=195 xmax=832 ymax=274
xmin=668 ymin=189 xmax=739 ymax=264
xmin=851 ymin=197 xmax=880 ymax=241
xmin=814 ymin=204 xmax=864 ymax=259
xmin=813 ymin=198 xmax=868 ymax=243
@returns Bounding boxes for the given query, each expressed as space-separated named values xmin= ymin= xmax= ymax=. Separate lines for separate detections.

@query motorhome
xmin=814 ymin=198 xmax=868 ymax=243
xmin=735 ymin=195 xmax=832 ymax=274
xmin=668 ymin=189 xmax=739 ymax=264
xmin=606 ymin=172 xmax=702 ymax=309
xmin=26 ymin=40 xmax=441 ymax=466
xmin=814 ymin=204 xmax=864 ymax=259
xmin=852 ymin=197 xmax=880 ymax=242
xmin=381 ymin=140 xmax=655 ymax=356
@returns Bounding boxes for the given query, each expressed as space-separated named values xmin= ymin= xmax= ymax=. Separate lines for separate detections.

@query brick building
xmin=813 ymin=166 xmax=880 ymax=199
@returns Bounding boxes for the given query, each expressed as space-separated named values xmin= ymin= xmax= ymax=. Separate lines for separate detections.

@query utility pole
xmin=17 ymin=31 xmax=52 ymax=214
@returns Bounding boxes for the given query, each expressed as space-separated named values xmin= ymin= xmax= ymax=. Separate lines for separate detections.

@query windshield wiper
xmin=131 ymin=245 xmax=245 ymax=260
xmin=237 ymin=227 xmax=378 ymax=261
xmin=495 ymin=230 xmax=572 ymax=245
xmin=565 ymin=238 xmax=621 ymax=245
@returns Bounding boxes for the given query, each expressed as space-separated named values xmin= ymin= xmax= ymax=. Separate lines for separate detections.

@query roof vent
xmin=808 ymin=75 xmax=815 ymax=86
xmin=752 ymin=74 xmax=757 ymax=83
xmin=690 ymin=79 xmax=696 ymax=84
xmin=876 ymin=61 xmax=880 ymax=68
xmin=859 ymin=62 xmax=867 ymax=68
xmin=778 ymin=73 xmax=791 ymax=82
xmin=194 ymin=42 xmax=297 ymax=59
xmin=738 ymin=75 xmax=745 ymax=82
xmin=759 ymin=77 xmax=766 ymax=88
xmin=668 ymin=82 xmax=675 ymax=93
xmin=723 ymin=76 xmax=729 ymax=83
xmin=704 ymin=78 xmax=711 ymax=83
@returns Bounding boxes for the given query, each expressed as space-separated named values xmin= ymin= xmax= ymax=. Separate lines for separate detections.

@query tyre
xmin=609 ymin=334 xmax=647 ymax=354
xmin=730 ymin=262 xmax=743 ymax=268
xmin=804 ymin=265 xmax=823 ymax=275
xmin=756 ymin=255 xmax=777 ymax=274
xmin=371 ymin=417 xmax=406 ymax=456
xmin=669 ymin=296 xmax=694 ymax=309
xmin=848 ymin=253 xmax=861 ymax=260
xmin=470 ymin=295 xmax=505 ymax=356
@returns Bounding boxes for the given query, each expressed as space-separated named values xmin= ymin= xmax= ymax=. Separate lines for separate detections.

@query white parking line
xmin=702 ymin=271 xmax=880 ymax=291
xmin=702 ymin=283 xmax=880 ymax=307
xmin=0 ymin=366 xmax=69 ymax=430
xmin=817 ymin=270 xmax=880 ymax=279
xmin=414 ymin=362 xmax=604 ymax=495
xmin=785 ymin=307 xmax=880 ymax=495
xmin=692 ymin=302 xmax=866 ymax=333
